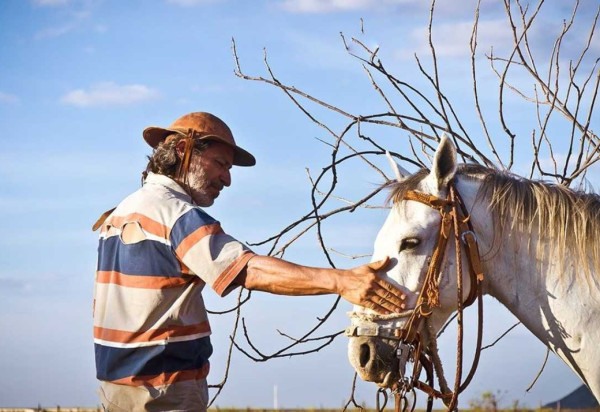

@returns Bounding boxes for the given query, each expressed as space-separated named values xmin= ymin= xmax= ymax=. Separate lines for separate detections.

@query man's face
xmin=187 ymin=141 xmax=234 ymax=207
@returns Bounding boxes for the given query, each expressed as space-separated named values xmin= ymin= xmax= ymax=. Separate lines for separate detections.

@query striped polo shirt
xmin=93 ymin=172 xmax=255 ymax=389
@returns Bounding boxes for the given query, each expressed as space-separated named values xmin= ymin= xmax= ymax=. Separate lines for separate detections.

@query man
xmin=93 ymin=112 xmax=406 ymax=411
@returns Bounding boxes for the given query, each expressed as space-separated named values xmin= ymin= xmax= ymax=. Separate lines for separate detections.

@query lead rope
xmin=394 ymin=389 xmax=417 ymax=412
xmin=424 ymin=320 xmax=451 ymax=395
xmin=455 ymin=185 xmax=485 ymax=395
xmin=447 ymin=185 xmax=465 ymax=411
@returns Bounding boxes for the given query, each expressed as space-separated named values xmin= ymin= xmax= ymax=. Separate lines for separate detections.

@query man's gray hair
xmin=143 ymin=134 xmax=211 ymax=180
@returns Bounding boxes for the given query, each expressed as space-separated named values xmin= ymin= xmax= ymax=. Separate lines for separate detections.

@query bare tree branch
xmin=212 ymin=0 xmax=599 ymax=404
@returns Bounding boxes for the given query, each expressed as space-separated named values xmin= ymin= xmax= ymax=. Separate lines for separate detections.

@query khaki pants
xmin=99 ymin=380 xmax=208 ymax=412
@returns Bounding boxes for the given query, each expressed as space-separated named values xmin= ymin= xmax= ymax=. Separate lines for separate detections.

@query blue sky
xmin=0 ymin=0 xmax=598 ymax=409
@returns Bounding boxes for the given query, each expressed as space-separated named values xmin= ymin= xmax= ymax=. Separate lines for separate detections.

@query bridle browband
xmin=346 ymin=181 xmax=485 ymax=412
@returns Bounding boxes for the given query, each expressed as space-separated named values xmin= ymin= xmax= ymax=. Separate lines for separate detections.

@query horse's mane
xmin=389 ymin=164 xmax=600 ymax=281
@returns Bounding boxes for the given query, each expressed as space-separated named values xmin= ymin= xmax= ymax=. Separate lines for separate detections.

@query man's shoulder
xmin=173 ymin=206 xmax=219 ymax=229
xmin=113 ymin=181 xmax=196 ymax=227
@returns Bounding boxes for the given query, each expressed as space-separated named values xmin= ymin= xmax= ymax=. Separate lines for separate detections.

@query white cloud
xmin=166 ymin=0 xmax=220 ymax=6
xmin=33 ymin=1 xmax=95 ymax=39
xmin=94 ymin=23 xmax=108 ymax=33
xmin=397 ymin=18 xmax=513 ymax=59
xmin=0 ymin=92 xmax=19 ymax=104
xmin=32 ymin=0 xmax=70 ymax=6
xmin=60 ymin=82 xmax=159 ymax=107
xmin=34 ymin=23 xmax=77 ymax=39
xmin=281 ymin=0 xmax=503 ymax=16
xmin=278 ymin=0 xmax=419 ymax=13
xmin=283 ymin=30 xmax=357 ymax=71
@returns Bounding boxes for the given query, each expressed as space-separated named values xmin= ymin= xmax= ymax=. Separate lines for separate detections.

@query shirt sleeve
xmin=170 ymin=207 xmax=255 ymax=296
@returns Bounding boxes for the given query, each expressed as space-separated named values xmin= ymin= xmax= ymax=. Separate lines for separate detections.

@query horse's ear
xmin=385 ymin=151 xmax=409 ymax=182
xmin=427 ymin=134 xmax=457 ymax=191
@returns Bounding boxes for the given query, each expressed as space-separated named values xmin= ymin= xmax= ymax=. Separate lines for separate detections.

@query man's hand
xmin=336 ymin=257 xmax=406 ymax=314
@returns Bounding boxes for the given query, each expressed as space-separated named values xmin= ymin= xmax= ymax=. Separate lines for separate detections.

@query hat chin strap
xmin=175 ymin=130 xmax=196 ymax=198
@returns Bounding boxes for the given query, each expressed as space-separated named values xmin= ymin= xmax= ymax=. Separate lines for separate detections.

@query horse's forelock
xmin=387 ymin=168 xmax=429 ymax=205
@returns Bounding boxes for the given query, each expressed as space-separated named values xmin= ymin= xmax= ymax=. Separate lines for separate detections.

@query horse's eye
xmin=399 ymin=238 xmax=420 ymax=252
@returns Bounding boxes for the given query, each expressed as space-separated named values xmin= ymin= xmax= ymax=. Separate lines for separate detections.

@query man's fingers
xmin=358 ymin=288 xmax=407 ymax=314
xmin=366 ymin=295 xmax=406 ymax=315
xmin=372 ymin=285 xmax=406 ymax=312
xmin=377 ymin=277 xmax=405 ymax=295
xmin=374 ymin=279 xmax=406 ymax=303
xmin=366 ymin=300 xmax=391 ymax=315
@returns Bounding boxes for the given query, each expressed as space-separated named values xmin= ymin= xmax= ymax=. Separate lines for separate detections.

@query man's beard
xmin=187 ymin=161 xmax=215 ymax=207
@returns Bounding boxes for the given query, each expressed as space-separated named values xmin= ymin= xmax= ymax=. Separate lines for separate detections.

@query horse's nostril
xmin=359 ymin=343 xmax=371 ymax=368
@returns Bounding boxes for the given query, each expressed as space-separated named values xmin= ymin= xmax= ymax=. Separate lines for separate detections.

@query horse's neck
xmin=458 ymin=178 xmax=600 ymax=399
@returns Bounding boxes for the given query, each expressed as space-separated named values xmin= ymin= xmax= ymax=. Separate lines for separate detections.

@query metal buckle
xmin=346 ymin=324 xmax=399 ymax=338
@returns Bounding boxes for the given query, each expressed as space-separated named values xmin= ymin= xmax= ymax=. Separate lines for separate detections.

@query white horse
xmin=346 ymin=136 xmax=600 ymax=407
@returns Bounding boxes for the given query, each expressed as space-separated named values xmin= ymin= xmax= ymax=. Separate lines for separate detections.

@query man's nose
xmin=221 ymin=170 xmax=231 ymax=187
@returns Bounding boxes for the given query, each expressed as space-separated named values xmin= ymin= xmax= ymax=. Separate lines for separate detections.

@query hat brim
xmin=143 ymin=126 xmax=256 ymax=167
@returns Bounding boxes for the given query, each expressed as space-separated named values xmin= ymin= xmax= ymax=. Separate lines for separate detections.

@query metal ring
xmin=376 ymin=388 xmax=388 ymax=412
xmin=461 ymin=230 xmax=477 ymax=244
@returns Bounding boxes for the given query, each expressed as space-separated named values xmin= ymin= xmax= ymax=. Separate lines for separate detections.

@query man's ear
xmin=175 ymin=139 xmax=187 ymax=159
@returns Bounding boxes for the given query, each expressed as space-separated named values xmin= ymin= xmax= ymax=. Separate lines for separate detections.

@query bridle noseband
xmin=346 ymin=181 xmax=485 ymax=412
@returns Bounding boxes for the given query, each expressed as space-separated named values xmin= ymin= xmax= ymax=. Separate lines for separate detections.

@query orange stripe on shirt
xmin=112 ymin=363 xmax=210 ymax=387
xmin=96 ymin=270 xmax=197 ymax=289
xmin=102 ymin=213 xmax=170 ymax=239
xmin=179 ymin=261 xmax=192 ymax=275
xmin=175 ymin=223 xmax=223 ymax=257
xmin=94 ymin=322 xmax=211 ymax=343
xmin=213 ymin=251 xmax=256 ymax=296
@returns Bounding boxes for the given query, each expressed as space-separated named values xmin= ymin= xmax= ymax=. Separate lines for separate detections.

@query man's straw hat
xmin=143 ymin=112 xmax=256 ymax=167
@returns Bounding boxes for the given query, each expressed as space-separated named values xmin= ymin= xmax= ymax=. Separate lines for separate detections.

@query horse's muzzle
xmin=347 ymin=336 xmax=400 ymax=387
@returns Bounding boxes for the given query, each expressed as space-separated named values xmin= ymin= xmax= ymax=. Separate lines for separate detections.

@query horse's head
xmin=347 ymin=135 xmax=481 ymax=390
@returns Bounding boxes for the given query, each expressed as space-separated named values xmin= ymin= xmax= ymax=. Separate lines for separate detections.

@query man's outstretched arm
xmin=234 ymin=255 xmax=406 ymax=314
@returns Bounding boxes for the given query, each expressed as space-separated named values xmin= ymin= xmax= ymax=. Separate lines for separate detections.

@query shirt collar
xmin=144 ymin=172 xmax=192 ymax=201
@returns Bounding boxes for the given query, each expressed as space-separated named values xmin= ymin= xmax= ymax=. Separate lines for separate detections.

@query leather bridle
xmin=346 ymin=181 xmax=485 ymax=412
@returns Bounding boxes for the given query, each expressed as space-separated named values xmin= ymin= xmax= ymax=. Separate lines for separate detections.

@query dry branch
xmin=209 ymin=0 xmax=600 ymax=404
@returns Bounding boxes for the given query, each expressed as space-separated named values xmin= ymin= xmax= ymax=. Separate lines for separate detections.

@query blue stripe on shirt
xmin=170 ymin=208 xmax=218 ymax=251
xmin=97 ymin=236 xmax=181 ymax=276
xmin=95 ymin=337 xmax=213 ymax=381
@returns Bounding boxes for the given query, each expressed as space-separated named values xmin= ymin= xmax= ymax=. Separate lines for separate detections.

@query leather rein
xmin=346 ymin=182 xmax=485 ymax=412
